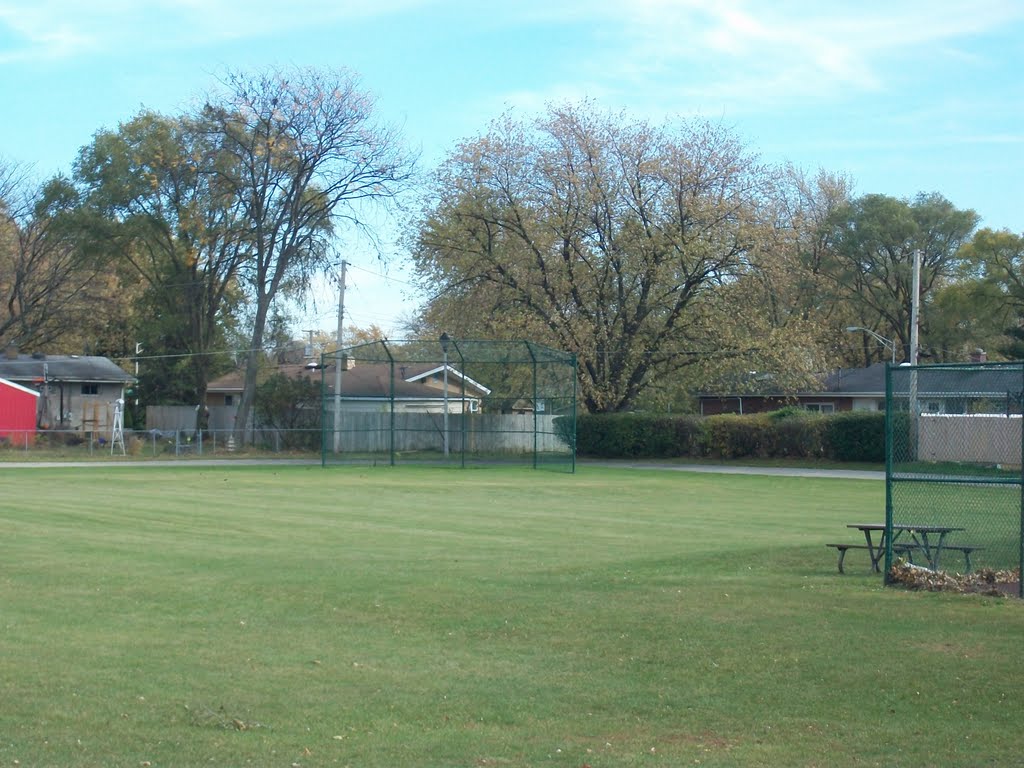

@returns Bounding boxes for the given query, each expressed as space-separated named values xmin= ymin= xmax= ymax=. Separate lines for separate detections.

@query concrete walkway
xmin=581 ymin=460 xmax=884 ymax=481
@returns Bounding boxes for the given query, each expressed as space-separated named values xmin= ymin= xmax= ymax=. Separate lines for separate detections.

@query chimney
xmin=969 ymin=348 xmax=987 ymax=364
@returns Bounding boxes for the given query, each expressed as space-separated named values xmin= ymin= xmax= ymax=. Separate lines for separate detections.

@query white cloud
xmin=539 ymin=0 xmax=1024 ymax=110
xmin=0 ymin=0 xmax=432 ymax=62
xmin=0 ymin=2 xmax=101 ymax=61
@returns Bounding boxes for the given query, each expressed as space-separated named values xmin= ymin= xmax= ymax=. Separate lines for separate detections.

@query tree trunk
xmin=233 ymin=300 xmax=270 ymax=446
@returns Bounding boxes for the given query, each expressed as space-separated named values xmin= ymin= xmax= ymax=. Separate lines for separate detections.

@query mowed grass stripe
xmin=1 ymin=465 xmax=1022 ymax=767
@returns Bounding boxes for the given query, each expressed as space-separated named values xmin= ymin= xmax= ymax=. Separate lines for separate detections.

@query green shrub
xmin=575 ymin=413 xmax=651 ymax=458
xmin=552 ymin=414 xmax=576 ymax=450
xmin=574 ymin=413 xmax=707 ymax=458
xmin=824 ymin=411 xmax=886 ymax=462
xmin=766 ymin=405 xmax=807 ymax=421
xmin=573 ymin=409 xmax=883 ymax=463
xmin=760 ymin=410 xmax=828 ymax=458
xmin=706 ymin=414 xmax=768 ymax=459
xmin=669 ymin=415 xmax=709 ymax=457
xmin=254 ymin=373 xmax=321 ymax=451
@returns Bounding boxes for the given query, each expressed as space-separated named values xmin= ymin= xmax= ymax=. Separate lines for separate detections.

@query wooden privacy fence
xmin=146 ymin=405 xmax=237 ymax=432
xmin=918 ymin=414 xmax=1022 ymax=466
xmin=145 ymin=406 xmax=570 ymax=455
xmin=330 ymin=412 xmax=569 ymax=454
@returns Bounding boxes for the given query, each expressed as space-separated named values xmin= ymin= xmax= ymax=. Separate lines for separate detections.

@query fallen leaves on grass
xmin=185 ymin=703 xmax=266 ymax=731
xmin=888 ymin=561 xmax=1020 ymax=597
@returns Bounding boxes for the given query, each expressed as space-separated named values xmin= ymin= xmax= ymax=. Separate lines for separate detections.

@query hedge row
xmin=562 ymin=409 xmax=886 ymax=463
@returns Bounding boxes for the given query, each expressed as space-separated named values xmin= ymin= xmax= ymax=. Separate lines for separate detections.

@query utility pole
xmin=909 ymin=249 xmax=922 ymax=460
xmin=910 ymin=249 xmax=921 ymax=366
xmin=134 ymin=342 xmax=142 ymax=407
xmin=333 ymin=261 xmax=347 ymax=453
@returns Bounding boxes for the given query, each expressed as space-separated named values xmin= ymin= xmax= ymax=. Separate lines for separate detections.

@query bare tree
xmin=200 ymin=67 xmax=414 ymax=442
xmin=0 ymin=162 xmax=110 ymax=351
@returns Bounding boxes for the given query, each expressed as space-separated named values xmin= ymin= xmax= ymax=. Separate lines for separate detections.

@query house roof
xmin=0 ymin=354 xmax=135 ymax=384
xmin=0 ymin=376 xmax=41 ymax=398
xmin=207 ymin=362 xmax=490 ymax=399
xmin=817 ymin=363 xmax=887 ymax=396
xmin=702 ymin=362 xmax=1024 ymax=399
xmin=404 ymin=364 xmax=491 ymax=396
xmin=698 ymin=363 xmax=888 ymax=399
xmin=821 ymin=363 xmax=1024 ymax=398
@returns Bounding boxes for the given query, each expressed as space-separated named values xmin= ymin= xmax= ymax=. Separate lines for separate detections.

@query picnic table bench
xmin=826 ymin=542 xmax=916 ymax=574
xmin=828 ymin=523 xmax=980 ymax=573
xmin=895 ymin=543 xmax=983 ymax=572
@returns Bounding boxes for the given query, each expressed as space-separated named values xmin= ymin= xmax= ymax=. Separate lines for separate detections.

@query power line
xmin=346 ymin=262 xmax=420 ymax=289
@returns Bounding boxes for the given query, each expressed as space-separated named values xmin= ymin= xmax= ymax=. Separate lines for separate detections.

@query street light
xmin=439 ymin=332 xmax=450 ymax=458
xmin=845 ymin=326 xmax=897 ymax=364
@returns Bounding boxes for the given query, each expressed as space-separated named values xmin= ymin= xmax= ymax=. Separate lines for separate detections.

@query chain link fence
xmin=319 ymin=339 xmax=576 ymax=471
xmin=885 ymin=362 xmax=1023 ymax=596
xmin=0 ymin=426 xmax=324 ymax=459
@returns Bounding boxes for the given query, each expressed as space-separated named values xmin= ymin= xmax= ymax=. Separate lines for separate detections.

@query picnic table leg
xmin=932 ymin=532 xmax=950 ymax=571
xmin=860 ymin=529 xmax=884 ymax=573
xmin=913 ymin=531 xmax=947 ymax=571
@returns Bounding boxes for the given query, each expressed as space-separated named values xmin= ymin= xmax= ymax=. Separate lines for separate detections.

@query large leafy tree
xmin=411 ymin=103 xmax=792 ymax=413
xmin=822 ymin=192 xmax=979 ymax=365
xmin=694 ymin=166 xmax=855 ymax=391
xmin=200 ymin=67 xmax=414 ymax=442
xmin=75 ymin=112 xmax=245 ymax=407
xmin=953 ymin=228 xmax=1024 ymax=360
xmin=965 ymin=229 xmax=1024 ymax=311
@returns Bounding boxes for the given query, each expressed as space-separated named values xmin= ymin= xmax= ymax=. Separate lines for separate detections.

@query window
xmin=804 ymin=403 xmax=835 ymax=414
xmin=81 ymin=384 xmax=98 ymax=396
xmin=224 ymin=395 xmax=234 ymax=406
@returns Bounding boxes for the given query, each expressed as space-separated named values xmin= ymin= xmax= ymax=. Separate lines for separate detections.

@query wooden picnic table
xmin=846 ymin=523 xmax=966 ymax=572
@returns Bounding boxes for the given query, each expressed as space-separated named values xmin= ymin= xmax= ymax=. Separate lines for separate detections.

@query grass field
xmin=2 ymin=465 xmax=1022 ymax=767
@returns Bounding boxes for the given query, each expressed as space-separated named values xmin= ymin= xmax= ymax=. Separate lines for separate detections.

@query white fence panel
xmin=918 ymin=414 xmax=1022 ymax=465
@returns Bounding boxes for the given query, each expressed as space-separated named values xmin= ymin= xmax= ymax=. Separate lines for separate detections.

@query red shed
xmin=0 ymin=376 xmax=39 ymax=446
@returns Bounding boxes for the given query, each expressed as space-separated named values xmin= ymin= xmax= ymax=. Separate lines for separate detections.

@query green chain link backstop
xmin=885 ymin=362 xmax=1024 ymax=596
xmin=319 ymin=338 xmax=576 ymax=471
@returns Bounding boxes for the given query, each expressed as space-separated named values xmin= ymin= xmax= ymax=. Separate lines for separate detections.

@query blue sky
xmin=1 ymin=0 xmax=1022 ymax=339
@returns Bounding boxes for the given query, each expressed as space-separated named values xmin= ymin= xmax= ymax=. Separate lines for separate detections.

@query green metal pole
xmin=457 ymin=340 xmax=465 ymax=469
xmin=571 ymin=352 xmax=577 ymax=474
xmin=528 ymin=342 xmax=538 ymax=470
xmin=320 ymin=355 xmax=326 ymax=467
xmin=884 ymin=362 xmax=894 ymax=583
xmin=390 ymin=357 xmax=396 ymax=466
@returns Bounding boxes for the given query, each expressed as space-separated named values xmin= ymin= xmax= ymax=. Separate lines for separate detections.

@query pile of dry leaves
xmin=888 ymin=560 xmax=1021 ymax=598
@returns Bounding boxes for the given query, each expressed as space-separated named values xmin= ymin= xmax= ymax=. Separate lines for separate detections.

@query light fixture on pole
xmin=845 ymin=326 xmax=897 ymax=365
xmin=439 ymin=332 xmax=450 ymax=458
